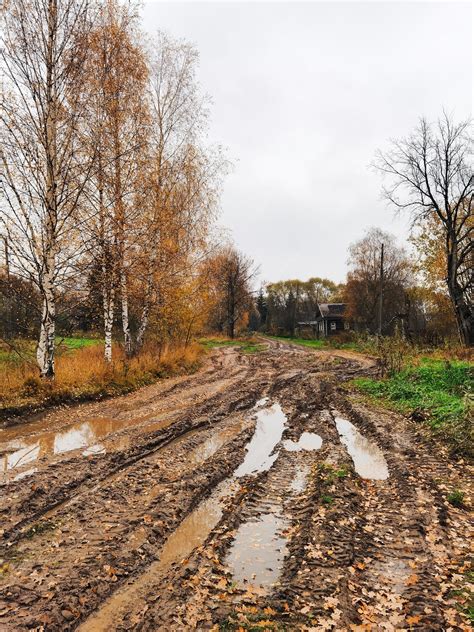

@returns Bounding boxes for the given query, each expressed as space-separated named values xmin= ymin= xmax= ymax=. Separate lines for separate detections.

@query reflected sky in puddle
xmin=290 ymin=465 xmax=310 ymax=493
xmin=1 ymin=413 xmax=177 ymax=478
xmin=234 ymin=403 xmax=287 ymax=477
xmin=226 ymin=513 xmax=288 ymax=592
xmin=334 ymin=415 xmax=389 ymax=480
xmin=79 ymin=400 xmax=289 ymax=630
xmin=283 ymin=432 xmax=322 ymax=452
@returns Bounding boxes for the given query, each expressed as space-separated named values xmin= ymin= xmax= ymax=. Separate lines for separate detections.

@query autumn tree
xmin=206 ymin=247 xmax=256 ymax=338
xmin=265 ymin=277 xmax=339 ymax=335
xmin=0 ymin=0 xmax=94 ymax=377
xmin=81 ymin=0 xmax=149 ymax=360
xmin=132 ymin=31 xmax=221 ymax=354
xmin=375 ymin=114 xmax=473 ymax=346
xmin=344 ymin=228 xmax=413 ymax=334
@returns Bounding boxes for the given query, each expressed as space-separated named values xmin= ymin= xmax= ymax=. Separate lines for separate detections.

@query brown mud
xmin=0 ymin=340 xmax=472 ymax=631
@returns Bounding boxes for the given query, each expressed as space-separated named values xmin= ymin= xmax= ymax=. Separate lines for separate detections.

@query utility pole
xmin=378 ymin=243 xmax=384 ymax=336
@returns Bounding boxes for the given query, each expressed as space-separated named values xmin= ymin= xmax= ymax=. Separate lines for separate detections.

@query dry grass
xmin=0 ymin=342 xmax=204 ymax=417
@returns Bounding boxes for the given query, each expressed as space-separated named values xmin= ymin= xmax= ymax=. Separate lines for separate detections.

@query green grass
xmin=199 ymin=337 xmax=265 ymax=354
xmin=266 ymin=335 xmax=327 ymax=349
xmin=353 ymin=359 xmax=473 ymax=456
xmin=56 ymin=337 xmax=101 ymax=352
xmin=0 ymin=336 xmax=101 ymax=365
xmin=264 ymin=334 xmax=375 ymax=354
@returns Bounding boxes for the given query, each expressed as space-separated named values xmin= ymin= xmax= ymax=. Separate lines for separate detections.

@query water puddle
xmin=13 ymin=467 xmax=38 ymax=481
xmin=234 ymin=403 xmax=287 ymax=477
xmin=226 ymin=512 xmax=288 ymax=592
xmin=78 ymin=478 xmax=239 ymax=632
xmin=1 ymin=413 xmax=177 ymax=480
xmin=290 ymin=465 xmax=310 ymax=493
xmin=79 ymin=400 xmax=288 ymax=629
xmin=334 ymin=415 xmax=389 ymax=480
xmin=189 ymin=419 xmax=246 ymax=466
xmin=283 ymin=432 xmax=322 ymax=452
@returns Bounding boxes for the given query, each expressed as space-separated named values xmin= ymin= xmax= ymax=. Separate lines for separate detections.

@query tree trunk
xmin=37 ymin=268 xmax=56 ymax=378
xmin=447 ymin=233 xmax=473 ymax=346
xmin=103 ymin=286 xmax=115 ymax=363
xmin=120 ymin=269 xmax=132 ymax=357
xmin=134 ymin=250 xmax=157 ymax=354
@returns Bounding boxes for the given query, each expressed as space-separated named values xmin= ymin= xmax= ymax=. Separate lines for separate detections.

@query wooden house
xmin=297 ymin=303 xmax=349 ymax=338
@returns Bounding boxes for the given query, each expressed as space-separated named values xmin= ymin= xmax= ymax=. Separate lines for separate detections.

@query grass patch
xmin=352 ymin=359 xmax=473 ymax=457
xmin=199 ymin=336 xmax=265 ymax=354
xmin=447 ymin=489 xmax=466 ymax=508
xmin=265 ymin=335 xmax=328 ymax=350
xmin=0 ymin=342 xmax=204 ymax=419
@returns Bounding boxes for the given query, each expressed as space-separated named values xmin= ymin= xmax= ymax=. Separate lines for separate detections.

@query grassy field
xmin=0 ymin=336 xmax=101 ymax=366
xmin=354 ymin=359 xmax=473 ymax=457
xmin=0 ymin=338 xmax=203 ymax=419
xmin=199 ymin=336 xmax=266 ymax=354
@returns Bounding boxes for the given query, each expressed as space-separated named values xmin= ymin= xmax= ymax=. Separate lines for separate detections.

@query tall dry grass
xmin=0 ymin=342 xmax=203 ymax=415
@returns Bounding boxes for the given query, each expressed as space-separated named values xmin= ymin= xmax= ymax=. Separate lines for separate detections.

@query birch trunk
xmin=120 ymin=268 xmax=132 ymax=357
xmin=135 ymin=249 xmax=157 ymax=353
xmin=37 ymin=266 xmax=56 ymax=378
xmin=36 ymin=0 xmax=59 ymax=379
xmin=103 ymin=286 xmax=115 ymax=363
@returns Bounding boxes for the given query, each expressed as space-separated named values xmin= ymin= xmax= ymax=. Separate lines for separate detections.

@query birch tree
xmin=0 ymin=0 xmax=93 ymax=377
xmin=82 ymin=0 xmax=149 ymax=360
xmin=132 ymin=32 xmax=221 ymax=353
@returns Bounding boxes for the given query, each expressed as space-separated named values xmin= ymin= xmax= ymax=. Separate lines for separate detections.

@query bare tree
xmin=0 ymin=0 xmax=93 ymax=377
xmin=375 ymin=114 xmax=473 ymax=346
xmin=344 ymin=228 xmax=412 ymax=334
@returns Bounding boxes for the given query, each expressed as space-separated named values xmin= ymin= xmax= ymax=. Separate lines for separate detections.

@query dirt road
xmin=1 ymin=340 xmax=472 ymax=630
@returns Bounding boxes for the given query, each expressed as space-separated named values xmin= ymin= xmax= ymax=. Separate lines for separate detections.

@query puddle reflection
xmin=283 ymin=432 xmax=322 ymax=452
xmin=234 ymin=403 xmax=287 ymax=477
xmin=334 ymin=415 xmax=389 ymax=480
xmin=226 ymin=513 xmax=288 ymax=592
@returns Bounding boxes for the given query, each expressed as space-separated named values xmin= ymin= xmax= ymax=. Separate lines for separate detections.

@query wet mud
xmin=0 ymin=341 xmax=472 ymax=631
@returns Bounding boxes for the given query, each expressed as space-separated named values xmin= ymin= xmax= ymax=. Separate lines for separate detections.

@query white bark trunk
xmin=135 ymin=250 xmax=156 ymax=353
xmin=103 ymin=286 xmax=115 ymax=363
xmin=36 ymin=266 xmax=56 ymax=378
xmin=120 ymin=268 xmax=132 ymax=357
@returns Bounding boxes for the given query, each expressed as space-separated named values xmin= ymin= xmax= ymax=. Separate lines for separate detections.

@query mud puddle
xmin=234 ymin=402 xmax=287 ymax=476
xmin=290 ymin=464 xmax=310 ymax=493
xmin=189 ymin=419 xmax=247 ymax=465
xmin=80 ymin=402 xmax=288 ymax=629
xmin=334 ymin=414 xmax=389 ymax=480
xmin=79 ymin=477 xmax=240 ymax=631
xmin=1 ymin=414 xmax=177 ymax=481
xmin=283 ymin=431 xmax=322 ymax=452
xmin=226 ymin=512 xmax=288 ymax=592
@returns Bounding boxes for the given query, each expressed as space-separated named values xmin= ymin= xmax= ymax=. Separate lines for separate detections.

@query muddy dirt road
xmin=1 ymin=340 xmax=472 ymax=630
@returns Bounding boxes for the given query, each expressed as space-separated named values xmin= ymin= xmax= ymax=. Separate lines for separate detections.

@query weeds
xmin=199 ymin=336 xmax=265 ymax=354
xmin=0 ymin=342 xmax=203 ymax=417
xmin=353 ymin=359 xmax=473 ymax=457
xmin=447 ymin=489 xmax=466 ymax=508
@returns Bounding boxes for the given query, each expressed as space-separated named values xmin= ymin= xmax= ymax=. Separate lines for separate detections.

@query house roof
xmin=318 ymin=303 xmax=346 ymax=319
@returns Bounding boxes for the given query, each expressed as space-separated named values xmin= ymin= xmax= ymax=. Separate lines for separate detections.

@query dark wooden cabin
xmin=297 ymin=303 xmax=349 ymax=338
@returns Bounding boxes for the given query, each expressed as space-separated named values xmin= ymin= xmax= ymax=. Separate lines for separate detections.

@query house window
xmin=330 ymin=322 xmax=336 ymax=331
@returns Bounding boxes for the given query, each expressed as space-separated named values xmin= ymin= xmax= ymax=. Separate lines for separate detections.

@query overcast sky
xmin=142 ymin=1 xmax=472 ymax=284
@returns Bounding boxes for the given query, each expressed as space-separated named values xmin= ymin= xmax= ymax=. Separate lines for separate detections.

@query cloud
xmin=143 ymin=1 xmax=472 ymax=283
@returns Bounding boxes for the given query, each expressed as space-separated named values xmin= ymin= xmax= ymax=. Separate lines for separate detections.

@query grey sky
xmin=143 ymin=1 xmax=472 ymax=284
